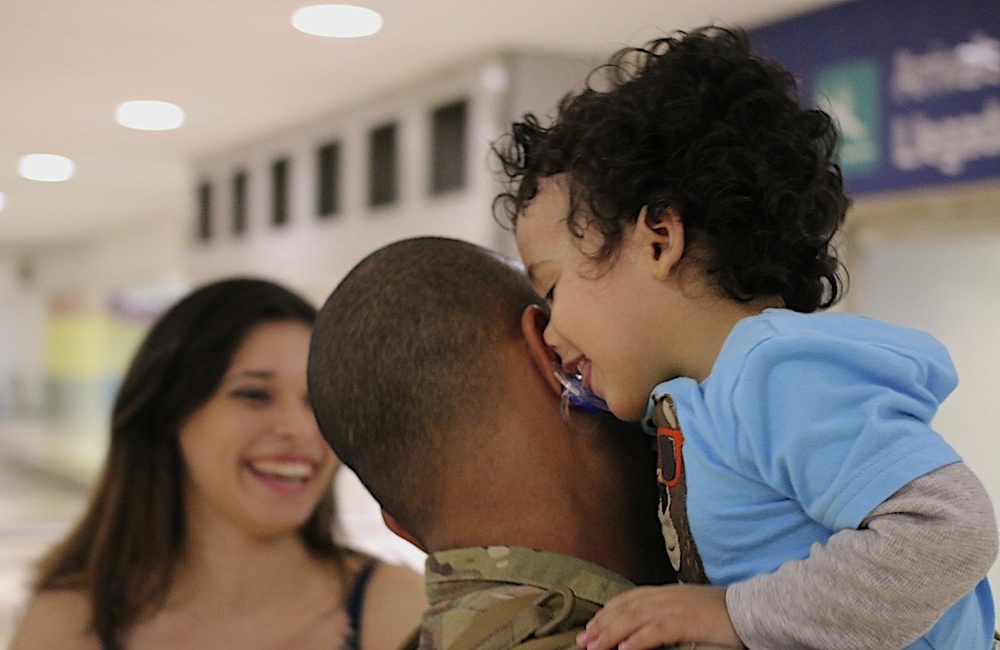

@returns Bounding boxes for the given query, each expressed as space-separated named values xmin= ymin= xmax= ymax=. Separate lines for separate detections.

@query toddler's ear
xmin=635 ymin=205 xmax=685 ymax=280
xmin=520 ymin=305 xmax=563 ymax=398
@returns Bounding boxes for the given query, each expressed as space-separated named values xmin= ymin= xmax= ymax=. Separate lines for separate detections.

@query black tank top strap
xmin=346 ymin=560 xmax=379 ymax=635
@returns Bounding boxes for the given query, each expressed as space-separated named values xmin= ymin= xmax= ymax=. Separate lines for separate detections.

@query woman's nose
xmin=275 ymin=401 xmax=322 ymax=439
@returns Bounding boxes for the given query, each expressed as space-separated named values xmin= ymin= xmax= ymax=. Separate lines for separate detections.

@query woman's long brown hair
xmin=33 ymin=278 xmax=345 ymax=650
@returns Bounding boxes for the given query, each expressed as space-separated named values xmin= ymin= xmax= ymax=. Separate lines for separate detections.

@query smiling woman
xmin=177 ymin=320 xmax=336 ymax=541
xmin=8 ymin=278 xmax=426 ymax=650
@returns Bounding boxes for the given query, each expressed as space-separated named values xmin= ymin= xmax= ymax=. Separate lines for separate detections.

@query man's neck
xmin=426 ymin=443 xmax=671 ymax=586
xmin=424 ymin=348 xmax=672 ymax=587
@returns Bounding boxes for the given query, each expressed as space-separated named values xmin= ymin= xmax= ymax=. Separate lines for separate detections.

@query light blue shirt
xmin=646 ymin=309 xmax=994 ymax=649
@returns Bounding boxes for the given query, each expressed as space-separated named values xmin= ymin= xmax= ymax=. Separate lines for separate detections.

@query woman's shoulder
xmin=339 ymin=549 xmax=424 ymax=599
xmin=9 ymin=588 xmax=101 ymax=650
xmin=331 ymin=548 xmax=426 ymax=650
xmin=366 ymin=560 xmax=425 ymax=598
xmin=355 ymin=558 xmax=427 ymax=650
xmin=340 ymin=548 xmax=377 ymax=575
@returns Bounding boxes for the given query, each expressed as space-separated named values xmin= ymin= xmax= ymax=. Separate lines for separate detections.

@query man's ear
xmin=381 ymin=509 xmax=427 ymax=553
xmin=634 ymin=205 xmax=685 ymax=280
xmin=520 ymin=305 xmax=563 ymax=398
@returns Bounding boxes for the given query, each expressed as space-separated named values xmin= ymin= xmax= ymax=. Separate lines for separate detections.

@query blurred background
xmin=1 ymin=0 xmax=998 ymax=643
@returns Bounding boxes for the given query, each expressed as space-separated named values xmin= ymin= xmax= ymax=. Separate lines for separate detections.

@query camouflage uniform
xmin=418 ymin=546 xmax=726 ymax=650
xmin=419 ymin=546 xmax=630 ymax=650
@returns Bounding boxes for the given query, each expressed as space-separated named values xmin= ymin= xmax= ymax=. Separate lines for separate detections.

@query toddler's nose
xmin=542 ymin=321 xmax=561 ymax=350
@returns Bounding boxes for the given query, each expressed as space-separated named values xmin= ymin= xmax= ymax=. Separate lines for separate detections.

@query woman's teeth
xmin=249 ymin=460 xmax=313 ymax=480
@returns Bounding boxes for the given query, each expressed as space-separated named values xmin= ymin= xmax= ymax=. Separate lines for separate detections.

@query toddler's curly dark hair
xmin=493 ymin=26 xmax=850 ymax=312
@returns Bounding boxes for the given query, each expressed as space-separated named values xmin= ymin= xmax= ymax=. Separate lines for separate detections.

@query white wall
xmin=188 ymin=49 xmax=599 ymax=302
xmin=5 ymin=215 xmax=188 ymax=298
xmin=848 ymin=184 xmax=1000 ymax=607
xmin=0 ymin=213 xmax=189 ymax=425
xmin=190 ymin=53 xmax=513 ymax=306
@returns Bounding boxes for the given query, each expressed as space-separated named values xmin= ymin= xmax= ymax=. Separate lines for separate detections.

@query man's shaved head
xmin=308 ymin=237 xmax=544 ymax=534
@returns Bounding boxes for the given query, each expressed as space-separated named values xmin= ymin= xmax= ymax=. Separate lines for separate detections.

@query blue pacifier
xmin=550 ymin=362 xmax=609 ymax=413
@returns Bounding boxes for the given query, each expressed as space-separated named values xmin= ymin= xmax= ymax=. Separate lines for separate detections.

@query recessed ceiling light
xmin=480 ymin=64 xmax=509 ymax=92
xmin=292 ymin=4 xmax=383 ymax=38
xmin=18 ymin=154 xmax=75 ymax=182
xmin=0 ymin=190 xmax=6 ymax=213
xmin=115 ymin=100 xmax=185 ymax=130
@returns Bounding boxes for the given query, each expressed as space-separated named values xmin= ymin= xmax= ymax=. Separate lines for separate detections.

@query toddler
xmin=496 ymin=26 xmax=998 ymax=650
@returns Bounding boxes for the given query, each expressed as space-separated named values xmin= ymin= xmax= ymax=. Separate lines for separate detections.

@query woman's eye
xmin=232 ymin=388 xmax=271 ymax=403
xmin=544 ymin=286 xmax=555 ymax=303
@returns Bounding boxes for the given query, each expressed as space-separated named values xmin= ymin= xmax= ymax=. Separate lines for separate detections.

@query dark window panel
xmin=197 ymin=181 xmax=212 ymax=242
xmin=430 ymin=100 xmax=468 ymax=195
xmin=271 ymin=158 xmax=290 ymax=226
xmin=232 ymin=170 xmax=248 ymax=235
xmin=316 ymin=141 xmax=341 ymax=218
xmin=369 ymin=123 xmax=398 ymax=208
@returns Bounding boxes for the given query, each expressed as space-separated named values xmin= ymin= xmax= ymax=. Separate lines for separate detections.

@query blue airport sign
xmin=751 ymin=0 xmax=1000 ymax=195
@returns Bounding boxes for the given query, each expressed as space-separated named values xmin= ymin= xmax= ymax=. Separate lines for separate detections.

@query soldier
xmin=308 ymin=237 xmax=729 ymax=649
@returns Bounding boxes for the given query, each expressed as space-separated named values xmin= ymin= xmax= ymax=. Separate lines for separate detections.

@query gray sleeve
xmin=726 ymin=462 xmax=998 ymax=650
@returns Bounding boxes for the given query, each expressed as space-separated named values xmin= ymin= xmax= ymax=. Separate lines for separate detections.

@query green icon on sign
xmin=814 ymin=60 xmax=882 ymax=177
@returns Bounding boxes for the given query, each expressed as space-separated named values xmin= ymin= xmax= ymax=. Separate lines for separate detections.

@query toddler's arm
xmin=578 ymin=463 xmax=996 ymax=650
xmin=728 ymin=462 xmax=997 ymax=649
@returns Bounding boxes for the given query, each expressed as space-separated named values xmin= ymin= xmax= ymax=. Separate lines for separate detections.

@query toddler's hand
xmin=575 ymin=584 xmax=743 ymax=650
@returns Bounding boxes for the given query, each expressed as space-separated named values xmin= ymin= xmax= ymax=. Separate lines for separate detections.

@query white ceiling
xmin=0 ymin=0 xmax=847 ymax=252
